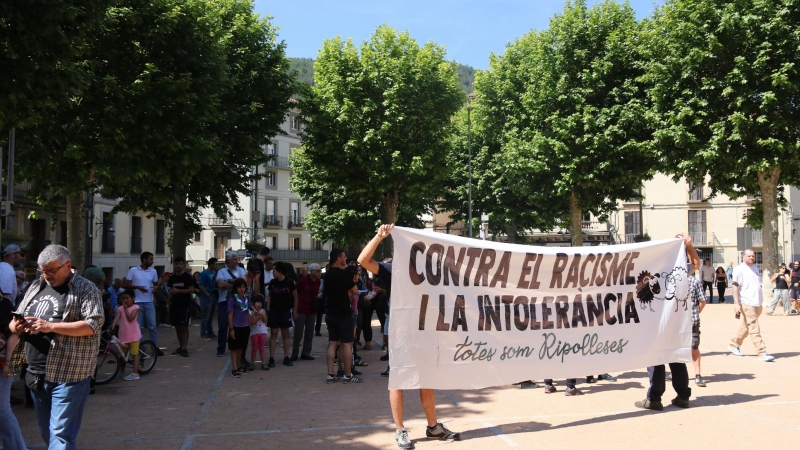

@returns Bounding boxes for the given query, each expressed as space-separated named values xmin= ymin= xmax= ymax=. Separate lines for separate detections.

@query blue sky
xmin=254 ymin=0 xmax=664 ymax=69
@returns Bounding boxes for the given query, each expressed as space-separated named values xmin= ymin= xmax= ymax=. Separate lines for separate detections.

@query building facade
xmin=187 ymin=108 xmax=330 ymax=273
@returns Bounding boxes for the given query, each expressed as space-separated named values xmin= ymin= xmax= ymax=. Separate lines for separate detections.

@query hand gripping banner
xmin=387 ymin=227 xmax=692 ymax=390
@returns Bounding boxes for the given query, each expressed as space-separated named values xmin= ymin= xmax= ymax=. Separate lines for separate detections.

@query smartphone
xmin=735 ymin=311 xmax=741 ymax=319
xmin=10 ymin=312 xmax=25 ymax=321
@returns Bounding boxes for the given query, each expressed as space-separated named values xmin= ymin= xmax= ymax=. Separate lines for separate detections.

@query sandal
xmin=261 ymin=363 xmax=270 ymax=371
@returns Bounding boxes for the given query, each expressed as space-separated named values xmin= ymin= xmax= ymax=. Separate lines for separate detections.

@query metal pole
xmin=6 ymin=128 xmax=14 ymax=232
xmin=467 ymin=107 xmax=473 ymax=238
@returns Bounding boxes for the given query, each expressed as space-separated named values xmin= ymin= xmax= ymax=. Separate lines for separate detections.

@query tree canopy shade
xmin=475 ymin=0 xmax=652 ymax=244
xmin=291 ymin=25 xmax=464 ymax=246
xmin=643 ymin=0 xmax=800 ymax=279
xmin=17 ymin=0 xmax=294 ymax=264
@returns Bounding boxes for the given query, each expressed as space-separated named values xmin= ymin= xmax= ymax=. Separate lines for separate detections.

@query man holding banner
xmin=359 ymin=224 xmax=461 ymax=449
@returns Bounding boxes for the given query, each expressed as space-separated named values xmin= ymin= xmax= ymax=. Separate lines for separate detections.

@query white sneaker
xmin=123 ymin=373 xmax=140 ymax=381
xmin=728 ymin=345 xmax=743 ymax=357
xmin=759 ymin=354 xmax=775 ymax=362
xmin=395 ymin=428 xmax=414 ymax=449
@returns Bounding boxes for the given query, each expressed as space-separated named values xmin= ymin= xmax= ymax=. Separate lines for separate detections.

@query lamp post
xmin=467 ymin=93 xmax=475 ymax=238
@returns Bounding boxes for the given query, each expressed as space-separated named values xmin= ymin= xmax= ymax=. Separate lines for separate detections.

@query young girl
xmin=249 ymin=295 xmax=269 ymax=370
xmin=228 ymin=278 xmax=251 ymax=378
xmin=112 ymin=289 xmax=141 ymax=381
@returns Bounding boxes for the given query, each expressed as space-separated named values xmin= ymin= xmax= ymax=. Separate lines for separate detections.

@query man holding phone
xmin=7 ymin=245 xmax=104 ymax=449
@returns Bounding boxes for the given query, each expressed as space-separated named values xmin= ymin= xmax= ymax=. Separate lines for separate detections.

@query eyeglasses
xmin=36 ymin=262 xmax=68 ymax=277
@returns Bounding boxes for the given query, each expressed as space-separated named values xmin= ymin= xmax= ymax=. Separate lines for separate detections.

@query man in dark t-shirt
xmin=358 ymin=224 xmax=460 ymax=448
xmin=167 ymin=257 xmax=198 ymax=357
xmin=323 ymin=249 xmax=361 ymax=384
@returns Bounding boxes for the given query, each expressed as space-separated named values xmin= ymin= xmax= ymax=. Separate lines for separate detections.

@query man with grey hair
xmin=0 ymin=244 xmax=26 ymax=303
xmin=8 ymin=245 xmax=104 ymax=449
xmin=729 ymin=248 xmax=775 ymax=361
xmin=292 ymin=263 xmax=322 ymax=361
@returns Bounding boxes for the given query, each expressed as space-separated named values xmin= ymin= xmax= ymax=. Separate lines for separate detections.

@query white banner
xmin=387 ymin=227 xmax=692 ymax=390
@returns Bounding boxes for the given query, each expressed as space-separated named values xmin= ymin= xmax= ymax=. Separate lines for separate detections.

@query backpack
xmin=209 ymin=270 xmax=219 ymax=301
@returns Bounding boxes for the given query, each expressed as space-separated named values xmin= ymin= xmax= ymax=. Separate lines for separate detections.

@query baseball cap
xmin=2 ymin=244 xmax=24 ymax=254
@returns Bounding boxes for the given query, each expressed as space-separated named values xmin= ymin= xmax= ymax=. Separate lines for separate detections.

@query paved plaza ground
xmin=9 ymin=295 xmax=800 ymax=449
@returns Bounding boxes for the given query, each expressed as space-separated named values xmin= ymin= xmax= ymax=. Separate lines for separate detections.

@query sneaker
xmin=326 ymin=374 xmax=339 ymax=384
xmin=337 ymin=368 xmax=345 ymax=378
xmin=351 ymin=368 xmax=362 ymax=376
xmin=380 ymin=353 xmax=389 ymax=361
xmin=200 ymin=334 xmax=210 ymax=340
xmin=262 ymin=363 xmax=270 ymax=371
xmin=585 ymin=376 xmax=596 ymax=384
xmin=172 ymin=348 xmax=183 ymax=355
xmin=283 ymin=356 xmax=294 ymax=366
xmin=729 ymin=345 xmax=743 ymax=357
xmin=544 ymin=384 xmax=557 ymax=394
xmin=159 ymin=323 xmax=174 ymax=328
xmin=598 ymin=373 xmax=617 ymax=382
xmin=208 ymin=332 xmax=217 ymax=338
xmin=565 ymin=387 xmax=583 ymax=396
xmin=181 ymin=349 xmax=189 ymax=357
xmin=395 ymin=428 xmax=414 ymax=449
xmin=300 ymin=354 xmax=315 ymax=360
xmin=426 ymin=422 xmax=460 ymax=441
xmin=520 ymin=380 xmax=539 ymax=389
xmin=766 ymin=310 xmax=774 ymax=315
xmin=123 ymin=373 xmax=140 ymax=381
xmin=156 ymin=349 xmax=166 ymax=357
xmin=231 ymin=370 xmax=241 ymax=378
xmin=695 ymin=375 xmax=706 ymax=387
xmin=268 ymin=357 xmax=275 ymax=368
xmin=671 ymin=396 xmax=690 ymax=408
xmin=759 ymin=354 xmax=775 ymax=362
xmin=381 ymin=367 xmax=390 ymax=377
xmin=289 ymin=355 xmax=298 ymax=361
xmin=216 ymin=351 xmax=225 ymax=357
xmin=634 ymin=399 xmax=663 ymax=410
xmin=342 ymin=375 xmax=363 ymax=383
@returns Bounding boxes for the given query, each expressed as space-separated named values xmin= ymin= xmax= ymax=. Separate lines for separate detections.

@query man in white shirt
xmin=729 ymin=249 xmax=774 ymax=362
xmin=0 ymin=244 xmax=26 ymax=302
xmin=215 ymin=252 xmax=246 ymax=357
xmin=700 ymin=259 xmax=716 ymax=303
xmin=124 ymin=252 xmax=164 ymax=356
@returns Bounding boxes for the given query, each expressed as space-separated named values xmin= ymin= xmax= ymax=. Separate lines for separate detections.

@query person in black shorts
xmin=266 ymin=261 xmax=298 ymax=368
xmin=168 ymin=257 xmax=198 ymax=357
xmin=324 ymin=249 xmax=363 ymax=384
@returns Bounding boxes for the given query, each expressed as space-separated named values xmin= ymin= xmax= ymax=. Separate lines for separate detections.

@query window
xmin=290 ymin=236 xmax=301 ymax=250
xmin=688 ymin=210 xmax=707 ymax=245
xmin=290 ymin=202 xmax=300 ymax=226
xmin=155 ymin=219 xmax=166 ymax=254
xmin=266 ymin=236 xmax=277 ymax=250
xmin=624 ymin=211 xmax=641 ymax=243
xmin=131 ymin=216 xmax=142 ymax=253
xmin=154 ymin=265 xmax=165 ymax=278
xmin=102 ymin=268 xmax=113 ymax=285
xmin=266 ymin=144 xmax=277 ymax=166
xmin=688 ymin=182 xmax=704 ymax=201
xmin=265 ymin=171 xmax=276 ymax=187
xmin=101 ymin=212 xmax=115 ymax=253
xmin=627 ymin=188 xmax=641 ymax=203
xmin=311 ymin=238 xmax=323 ymax=251
xmin=290 ymin=116 xmax=301 ymax=131
xmin=193 ymin=231 xmax=202 ymax=242
xmin=264 ymin=199 xmax=277 ymax=226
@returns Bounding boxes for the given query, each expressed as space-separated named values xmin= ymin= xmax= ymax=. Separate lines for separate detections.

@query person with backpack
xmin=292 ymin=263 xmax=321 ymax=361
xmin=198 ymin=258 xmax=218 ymax=340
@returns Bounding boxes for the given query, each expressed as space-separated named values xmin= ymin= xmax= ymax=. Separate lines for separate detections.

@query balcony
xmin=288 ymin=216 xmax=306 ymax=229
xmin=688 ymin=231 xmax=710 ymax=246
xmin=207 ymin=216 xmax=246 ymax=229
xmin=263 ymin=214 xmax=283 ymax=228
xmin=271 ymin=249 xmax=329 ymax=261
xmin=624 ymin=233 xmax=637 ymax=244
xmin=266 ymin=156 xmax=291 ymax=170
xmin=751 ymin=229 xmax=762 ymax=246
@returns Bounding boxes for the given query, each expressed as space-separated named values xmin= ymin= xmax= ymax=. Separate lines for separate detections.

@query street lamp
xmin=467 ymin=93 xmax=475 ymax=238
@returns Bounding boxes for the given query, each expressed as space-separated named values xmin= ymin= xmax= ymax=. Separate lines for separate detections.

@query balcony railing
xmin=288 ymin=216 xmax=306 ymax=229
xmin=624 ymin=233 xmax=637 ymax=244
xmin=271 ymin=249 xmax=329 ymax=261
xmin=207 ymin=216 xmax=247 ymax=229
xmin=263 ymin=214 xmax=283 ymax=228
xmin=751 ymin=229 xmax=762 ymax=246
xmin=688 ymin=231 xmax=709 ymax=246
xmin=266 ymin=156 xmax=291 ymax=170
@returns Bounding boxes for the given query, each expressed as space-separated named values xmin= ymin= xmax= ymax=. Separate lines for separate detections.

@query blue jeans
xmin=647 ymin=363 xmax=691 ymax=403
xmin=136 ymin=302 xmax=158 ymax=347
xmin=217 ymin=300 xmax=228 ymax=355
xmin=200 ymin=295 xmax=216 ymax=336
xmin=30 ymin=376 xmax=91 ymax=450
xmin=0 ymin=374 xmax=26 ymax=449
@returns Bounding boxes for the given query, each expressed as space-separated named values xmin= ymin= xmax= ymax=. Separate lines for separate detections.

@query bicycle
xmin=95 ymin=329 xmax=158 ymax=385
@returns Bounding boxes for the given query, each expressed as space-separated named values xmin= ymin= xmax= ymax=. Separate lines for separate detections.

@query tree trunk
xmin=505 ymin=221 xmax=517 ymax=243
xmin=171 ymin=190 xmax=188 ymax=260
xmin=758 ymin=166 xmax=780 ymax=302
xmin=66 ymin=193 xmax=86 ymax=273
xmin=380 ymin=190 xmax=399 ymax=260
xmin=569 ymin=191 xmax=583 ymax=247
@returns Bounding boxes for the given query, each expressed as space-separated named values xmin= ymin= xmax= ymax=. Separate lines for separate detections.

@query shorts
xmin=267 ymin=310 xmax=293 ymax=329
xmin=169 ymin=301 xmax=191 ymax=326
xmin=326 ymin=314 xmax=354 ymax=343
xmin=791 ymin=289 xmax=800 ymax=301
xmin=122 ymin=341 xmax=140 ymax=356
xmin=228 ymin=326 xmax=251 ymax=351
xmin=691 ymin=324 xmax=700 ymax=351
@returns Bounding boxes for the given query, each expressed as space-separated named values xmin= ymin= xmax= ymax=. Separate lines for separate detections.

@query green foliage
xmin=292 ymin=25 xmax=464 ymax=245
xmin=464 ymin=0 xmax=652 ymax=238
xmin=454 ymin=63 xmax=476 ymax=94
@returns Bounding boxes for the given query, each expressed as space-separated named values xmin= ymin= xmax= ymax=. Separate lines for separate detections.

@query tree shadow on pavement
xmin=613 ymin=371 xmax=647 ymax=380
xmin=703 ymin=372 xmax=755 ymax=383
xmin=769 ymin=352 xmax=800 ymax=359
xmin=579 ymin=381 xmax=643 ymax=393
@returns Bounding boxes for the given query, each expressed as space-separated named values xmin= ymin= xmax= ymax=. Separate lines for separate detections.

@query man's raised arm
xmin=358 ymin=224 xmax=394 ymax=274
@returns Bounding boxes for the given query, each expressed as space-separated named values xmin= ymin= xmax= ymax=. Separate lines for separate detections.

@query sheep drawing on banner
xmin=635 ymin=267 xmax=691 ymax=312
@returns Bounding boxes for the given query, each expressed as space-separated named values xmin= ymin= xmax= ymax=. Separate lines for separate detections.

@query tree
xmin=292 ymin=25 xmax=464 ymax=247
xmin=476 ymin=0 xmax=652 ymax=244
xmin=643 ymin=0 xmax=800 ymax=287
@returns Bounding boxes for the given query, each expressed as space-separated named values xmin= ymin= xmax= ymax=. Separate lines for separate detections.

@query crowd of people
xmin=0 ymin=227 xmax=791 ymax=449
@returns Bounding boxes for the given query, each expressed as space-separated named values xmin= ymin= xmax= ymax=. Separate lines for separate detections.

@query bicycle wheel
xmin=95 ymin=350 xmax=121 ymax=385
xmin=137 ymin=340 xmax=158 ymax=375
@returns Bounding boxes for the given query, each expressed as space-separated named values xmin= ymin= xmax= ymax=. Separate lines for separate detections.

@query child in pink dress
xmin=112 ymin=289 xmax=142 ymax=381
